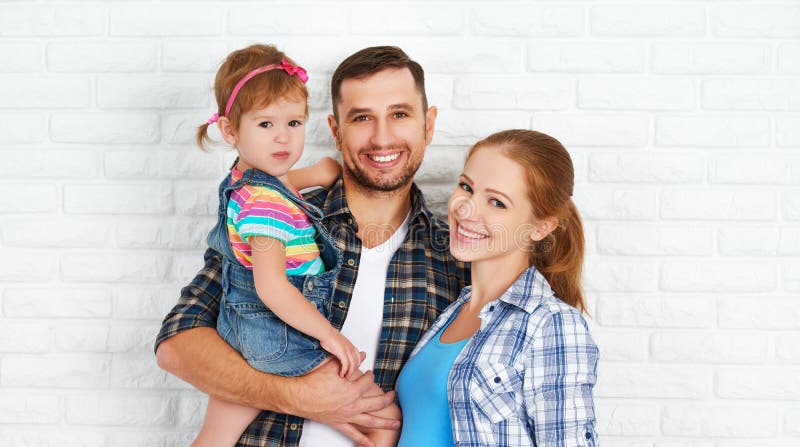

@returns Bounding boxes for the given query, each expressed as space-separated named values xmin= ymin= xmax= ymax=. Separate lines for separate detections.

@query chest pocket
xmin=470 ymin=362 xmax=523 ymax=424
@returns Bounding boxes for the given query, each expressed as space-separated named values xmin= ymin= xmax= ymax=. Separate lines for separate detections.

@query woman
xmin=396 ymin=129 xmax=599 ymax=446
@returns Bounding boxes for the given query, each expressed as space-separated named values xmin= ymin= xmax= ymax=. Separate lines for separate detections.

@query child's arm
xmin=250 ymin=235 xmax=361 ymax=378
xmin=288 ymin=156 xmax=342 ymax=190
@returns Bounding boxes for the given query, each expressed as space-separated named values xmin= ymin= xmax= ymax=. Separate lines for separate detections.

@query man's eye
xmin=353 ymin=115 xmax=369 ymax=122
xmin=490 ymin=198 xmax=506 ymax=209
xmin=259 ymin=121 xmax=272 ymax=128
xmin=458 ymin=182 xmax=472 ymax=193
xmin=393 ymin=112 xmax=408 ymax=119
xmin=288 ymin=120 xmax=303 ymax=127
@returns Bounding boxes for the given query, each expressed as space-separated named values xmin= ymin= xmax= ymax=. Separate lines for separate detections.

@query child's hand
xmin=287 ymin=156 xmax=342 ymax=191
xmin=320 ymin=330 xmax=362 ymax=378
xmin=313 ymin=156 xmax=342 ymax=188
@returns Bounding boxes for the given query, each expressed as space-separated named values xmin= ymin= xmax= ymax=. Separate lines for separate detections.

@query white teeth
xmin=368 ymin=153 xmax=400 ymax=163
xmin=457 ymin=224 xmax=487 ymax=240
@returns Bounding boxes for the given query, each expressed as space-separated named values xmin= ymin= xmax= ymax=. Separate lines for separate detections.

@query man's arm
xmin=154 ymin=249 xmax=399 ymax=445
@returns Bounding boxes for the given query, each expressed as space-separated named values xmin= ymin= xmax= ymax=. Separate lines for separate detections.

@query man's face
xmin=328 ymin=68 xmax=436 ymax=192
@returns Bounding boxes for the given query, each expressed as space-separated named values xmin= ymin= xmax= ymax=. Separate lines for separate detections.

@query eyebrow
xmin=388 ymin=102 xmax=414 ymax=111
xmin=460 ymin=174 xmax=514 ymax=205
xmin=344 ymin=103 xmax=415 ymax=120
xmin=251 ymin=114 xmax=305 ymax=120
xmin=345 ymin=107 xmax=372 ymax=120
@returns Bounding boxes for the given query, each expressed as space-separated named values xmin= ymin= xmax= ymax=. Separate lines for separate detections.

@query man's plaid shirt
xmin=155 ymin=179 xmax=470 ymax=446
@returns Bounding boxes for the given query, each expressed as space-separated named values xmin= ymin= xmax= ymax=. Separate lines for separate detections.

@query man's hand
xmin=281 ymin=356 xmax=400 ymax=447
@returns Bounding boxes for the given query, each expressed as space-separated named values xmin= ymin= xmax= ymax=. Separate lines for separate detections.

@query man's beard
xmin=342 ymin=141 xmax=421 ymax=193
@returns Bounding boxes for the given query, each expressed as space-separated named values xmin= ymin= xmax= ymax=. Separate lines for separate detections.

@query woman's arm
xmin=523 ymin=311 xmax=599 ymax=446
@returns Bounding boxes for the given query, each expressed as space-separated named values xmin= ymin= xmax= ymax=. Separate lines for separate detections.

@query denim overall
xmin=208 ymin=168 xmax=343 ymax=377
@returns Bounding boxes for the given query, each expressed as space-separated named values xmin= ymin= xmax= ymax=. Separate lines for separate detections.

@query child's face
xmin=447 ymin=146 xmax=545 ymax=266
xmin=229 ymin=97 xmax=306 ymax=179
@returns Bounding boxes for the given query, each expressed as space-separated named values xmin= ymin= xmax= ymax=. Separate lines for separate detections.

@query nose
xmin=452 ymin=195 xmax=478 ymax=221
xmin=274 ymin=125 xmax=289 ymax=144
xmin=369 ymin=117 xmax=396 ymax=149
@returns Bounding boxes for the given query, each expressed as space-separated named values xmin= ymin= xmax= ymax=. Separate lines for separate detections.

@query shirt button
xmin=494 ymin=376 xmax=501 ymax=384
xmin=585 ymin=432 xmax=592 ymax=440
xmin=347 ymin=218 xmax=353 ymax=225
xmin=489 ymin=305 xmax=494 ymax=312
xmin=306 ymin=283 xmax=313 ymax=291
xmin=290 ymin=423 xmax=298 ymax=430
xmin=347 ymin=259 xmax=355 ymax=266
xmin=338 ymin=300 xmax=347 ymax=309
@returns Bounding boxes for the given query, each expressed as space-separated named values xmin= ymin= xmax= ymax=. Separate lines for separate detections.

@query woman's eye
xmin=259 ymin=121 xmax=272 ymax=128
xmin=288 ymin=120 xmax=303 ymax=127
xmin=490 ymin=198 xmax=506 ymax=209
xmin=458 ymin=182 xmax=472 ymax=193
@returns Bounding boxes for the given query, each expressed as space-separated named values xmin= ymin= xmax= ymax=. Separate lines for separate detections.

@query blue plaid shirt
xmin=406 ymin=265 xmax=599 ymax=447
xmin=156 ymin=178 xmax=469 ymax=446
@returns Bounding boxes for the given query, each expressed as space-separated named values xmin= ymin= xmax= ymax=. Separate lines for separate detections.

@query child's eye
xmin=288 ymin=120 xmax=303 ymax=127
xmin=489 ymin=198 xmax=506 ymax=209
xmin=458 ymin=182 xmax=472 ymax=193
xmin=259 ymin=121 xmax=272 ymax=128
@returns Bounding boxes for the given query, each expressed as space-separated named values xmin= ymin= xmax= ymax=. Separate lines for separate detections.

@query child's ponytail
xmin=196 ymin=122 xmax=214 ymax=152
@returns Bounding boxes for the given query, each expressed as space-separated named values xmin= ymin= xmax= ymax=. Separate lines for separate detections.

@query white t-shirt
xmin=299 ymin=213 xmax=410 ymax=447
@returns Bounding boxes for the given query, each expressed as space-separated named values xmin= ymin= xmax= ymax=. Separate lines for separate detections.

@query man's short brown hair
xmin=330 ymin=46 xmax=427 ymax=121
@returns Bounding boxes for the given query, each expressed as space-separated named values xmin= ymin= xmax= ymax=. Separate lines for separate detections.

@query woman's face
xmin=448 ymin=146 xmax=540 ymax=264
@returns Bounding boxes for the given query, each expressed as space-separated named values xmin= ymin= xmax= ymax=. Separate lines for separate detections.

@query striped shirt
xmin=227 ymin=167 xmax=324 ymax=275
xmin=407 ymin=265 xmax=599 ymax=447
xmin=155 ymin=178 xmax=470 ymax=447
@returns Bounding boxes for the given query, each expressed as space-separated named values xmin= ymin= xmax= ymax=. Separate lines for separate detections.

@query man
xmin=155 ymin=46 xmax=469 ymax=447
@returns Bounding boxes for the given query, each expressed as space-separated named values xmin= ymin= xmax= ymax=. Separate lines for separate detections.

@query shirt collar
xmin=320 ymin=177 xmax=434 ymax=232
xmin=458 ymin=265 xmax=555 ymax=315
xmin=499 ymin=265 xmax=554 ymax=313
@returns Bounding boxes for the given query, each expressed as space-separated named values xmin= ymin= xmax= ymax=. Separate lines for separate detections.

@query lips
xmin=368 ymin=152 xmax=400 ymax=163
xmin=455 ymin=223 xmax=488 ymax=241
xmin=362 ymin=150 xmax=404 ymax=169
xmin=272 ymin=151 xmax=290 ymax=160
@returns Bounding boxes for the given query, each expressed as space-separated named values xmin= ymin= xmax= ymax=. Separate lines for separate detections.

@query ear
xmin=327 ymin=114 xmax=341 ymax=152
xmin=217 ymin=117 xmax=238 ymax=146
xmin=424 ymin=105 xmax=438 ymax=146
xmin=530 ymin=217 xmax=558 ymax=242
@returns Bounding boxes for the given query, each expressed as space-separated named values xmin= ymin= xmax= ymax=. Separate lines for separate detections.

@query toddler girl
xmin=192 ymin=44 xmax=389 ymax=446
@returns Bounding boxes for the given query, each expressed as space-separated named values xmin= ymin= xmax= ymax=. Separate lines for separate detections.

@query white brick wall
xmin=0 ymin=1 xmax=797 ymax=445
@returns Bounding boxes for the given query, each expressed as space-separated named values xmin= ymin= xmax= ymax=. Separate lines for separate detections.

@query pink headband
xmin=207 ymin=59 xmax=308 ymax=125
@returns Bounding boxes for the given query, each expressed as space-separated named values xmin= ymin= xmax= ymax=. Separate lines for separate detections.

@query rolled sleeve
xmin=524 ymin=310 xmax=599 ymax=447
xmin=154 ymin=248 xmax=224 ymax=353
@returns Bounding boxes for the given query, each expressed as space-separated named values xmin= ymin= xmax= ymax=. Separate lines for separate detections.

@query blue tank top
xmin=396 ymin=317 xmax=469 ymax=447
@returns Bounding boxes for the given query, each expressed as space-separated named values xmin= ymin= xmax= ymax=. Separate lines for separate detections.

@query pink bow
xmin=207 ymin=113 xmax=219 ymax=124
xmin=281 ymin=59 xmax=308 ymax=83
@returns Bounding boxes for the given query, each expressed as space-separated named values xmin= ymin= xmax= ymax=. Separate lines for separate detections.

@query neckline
xmin=231 ymin=166 xmax=302 ymax=198
xmin=435 ymin=309 xmax=471 ymax=346
xmin=361 ymin=210 xmax=412 ymax=254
